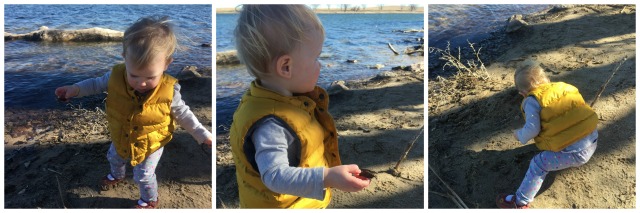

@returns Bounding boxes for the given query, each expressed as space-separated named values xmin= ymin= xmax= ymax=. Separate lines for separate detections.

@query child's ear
xmin=164 ymin=58 xmax=174 ymax=71
xmin=275 ymin=55 xmax=292 ymax=79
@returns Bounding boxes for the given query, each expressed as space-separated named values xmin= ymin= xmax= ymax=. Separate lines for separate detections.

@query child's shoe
xmin=496 ymin=193 xmax=530 ymax=209
xmin=99 ymin=174 xmax=122 ymax=191
xmin=134 ymin=198 xmax=159 ymax=209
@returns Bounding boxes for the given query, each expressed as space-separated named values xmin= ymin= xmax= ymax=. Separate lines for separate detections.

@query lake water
xmin=4 ymin=4 xmax=212 ymax=109
xmin=216 ymin=13 xmax=425 ymax=130
xmin=428 ymin=4 xmax=552 ymax=49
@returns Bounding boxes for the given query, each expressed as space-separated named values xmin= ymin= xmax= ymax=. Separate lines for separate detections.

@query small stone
xmin=370 ymin=64 xmax=385 ymax=69
xmin=201 ymin=43 xmax=211 ymax=47
xmin=328 ymin=80 xmax=349 ymax=95
xmin=506 ymin=14 xmax=528 ymax=33
xmin=346 ymin=59 xmax=358 ymax=63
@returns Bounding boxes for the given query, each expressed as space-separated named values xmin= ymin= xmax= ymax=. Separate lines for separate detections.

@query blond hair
xmin=514 ymin=60 xmax=550 ymax=93
xmin=234 ymin=5 xmax=325 ymax=78
xmin=123 ymin=16 xmax=177 ymax=68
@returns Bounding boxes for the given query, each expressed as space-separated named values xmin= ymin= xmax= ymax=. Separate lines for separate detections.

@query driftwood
xmin=5 ymin=26 xmax=123 ymax=42
xmin=388 ymin=43 xmax=400 ymax=55
xmin=216 ymin=50 xmax=240 ymax=65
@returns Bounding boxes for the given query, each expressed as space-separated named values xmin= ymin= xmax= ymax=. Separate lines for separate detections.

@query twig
xmin=55 ymin=175 xmax=67 ymax=209
xmin=387 ymin=43 xmax=400 ymax=55
xmin=48 ymin=168 xmax=63 ymax=175
xmin=590 ymin=58 xmax=627 ymax=108
xmin=217 ymin=197 xmax=227 ymax=209
xmin=391 ymin=127 xmax=424 ymax=175
xmin=429 ymin=164 xmax=468 ymax=209
xmin=430 ymin=191 xmax=464 ymax=208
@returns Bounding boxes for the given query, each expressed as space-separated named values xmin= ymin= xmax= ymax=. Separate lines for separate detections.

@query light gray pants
xmin=107 ymin=143 xmax=163 ymax=202
xmin=515 ymin=141 xmax=597 ymax=205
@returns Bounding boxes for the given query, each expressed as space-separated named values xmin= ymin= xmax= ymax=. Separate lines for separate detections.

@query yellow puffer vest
xmin=229 ymin=81 xmax=341 ymax=208
xmin=106 ymin=64 xmax=177 ymax=166
xmin=523 ymin=82 xmax=598 ymax=152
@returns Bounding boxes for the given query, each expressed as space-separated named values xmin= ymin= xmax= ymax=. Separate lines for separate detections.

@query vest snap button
xmin=133 ymin=126 xmax=138 ymax=130
xmin=303 ymin=102 xmax=309 ymax=107
xmin=319 ymin=94 xmax=325 ymax=100
xmin=319 ymin=107 xmax=324 ymax=112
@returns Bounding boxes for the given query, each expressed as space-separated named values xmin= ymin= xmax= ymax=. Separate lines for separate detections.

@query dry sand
xmin=216 ymin=63 xmax=425 ymax=208
xmin=4 ymin=69 xmax=213 ymax=208
xmin=428 ymin=5 xmax=635 ymax=208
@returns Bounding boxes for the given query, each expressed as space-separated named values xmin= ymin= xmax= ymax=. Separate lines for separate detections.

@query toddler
xmin=55 ymin=16 xmax=212 ymax=209
xmin=496 ymin=60 xmax=598 ymax=208
xmin=229 ymin=5 xmax=370 ymax=208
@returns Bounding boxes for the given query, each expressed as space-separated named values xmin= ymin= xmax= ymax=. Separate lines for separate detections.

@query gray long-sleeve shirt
xmin=250 ymin=117 xmax=326 ymax=200
xmin=74 ymin=71 xmax=212 ymax=144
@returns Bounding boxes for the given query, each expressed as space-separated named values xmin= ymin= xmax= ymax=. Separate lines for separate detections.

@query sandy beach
xmin=3 ymin=68 xmax=213 ymax=208
xmin=216 ymin=62 xmax=425 ymax=208
xmin=428 ymin=5 xmax=635 ymax=208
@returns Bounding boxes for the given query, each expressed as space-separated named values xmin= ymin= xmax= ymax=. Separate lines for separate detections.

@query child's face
xmin=124 ymin=52 xmax=171 ymax=94
xmin=288 ymin=29 xmax=323 ymax=94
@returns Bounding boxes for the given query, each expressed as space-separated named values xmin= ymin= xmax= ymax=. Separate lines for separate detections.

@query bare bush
xmin=429 ymin=41 xmax=489 ymax=80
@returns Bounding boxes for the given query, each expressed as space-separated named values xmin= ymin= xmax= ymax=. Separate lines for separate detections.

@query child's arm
xmin=170 ymin=83 xmax=213 ymax=146
xmin=55 ymin=72 xmax=110 ymax=99
xmin=515 ymin=96 xmax=542 ymax=144
xmin=252 ymin=118 xmax=368 ymax=200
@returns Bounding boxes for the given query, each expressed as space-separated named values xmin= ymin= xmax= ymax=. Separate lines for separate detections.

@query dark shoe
xmin=99 ymin=174 xmax=122 ymax=191
xmin=496 ymin=193 xmax=530 ymax=209
xmin=134 ymin=198 xmax=159 ymax=209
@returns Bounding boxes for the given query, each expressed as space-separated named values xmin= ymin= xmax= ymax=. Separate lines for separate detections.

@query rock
xmin=216 ymin=50 xmax=240 ymax=65
xmin=328 ymin=80 xmax=349 ymax=95
xmin=549 ymin=5 xmax=575 ymax=13
xmin=178 ymin=66 xmax=202 ymax=79
xmin=374 ymin=71 xmax=397 ymax=80
xmin=346 ymin=59 xmax=358 ymax=63
xmin=201 ymin=43 xmax=212 ymax=47
xmin=370 ymin=64 xmax=385 ymax=69
xmin=506 ymin=14 xmax=528 ymax=33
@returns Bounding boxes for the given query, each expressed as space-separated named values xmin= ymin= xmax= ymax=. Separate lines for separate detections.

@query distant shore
xmin=216 ymin=6 xmax=423 ymax=14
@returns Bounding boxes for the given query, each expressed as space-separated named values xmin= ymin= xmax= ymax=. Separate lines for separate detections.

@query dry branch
xmin=387 ymin=43 xmax=400 ymax=55
xmin=429 ymin=164 xmax=468 ymax=208
xmin=590 ymin=57 xmax=627 ymax=108
xmin=391 ymin=126 xmax=424 ymax=175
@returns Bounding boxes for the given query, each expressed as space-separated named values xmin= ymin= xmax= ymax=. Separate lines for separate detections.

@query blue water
xmin=216 ymin=13 xmax=425 ymax=130
xmin=4 ymin=4 xmax=212 ymax=109
xmin=428 ymin=4 xmax=552 ymax=49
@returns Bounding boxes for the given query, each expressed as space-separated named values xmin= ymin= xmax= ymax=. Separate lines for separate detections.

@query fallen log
xmin=5 ymin=26 xmax=123 ymax=42
xmin=216 ymin=50 xmax=240 ymax=65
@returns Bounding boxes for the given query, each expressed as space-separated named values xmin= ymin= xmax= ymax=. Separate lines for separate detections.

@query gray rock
xmin=370 ymin=64 xmax=385 ymax=69
xmin=506 ymin=14 xmax=528 ymax=33
xmin=178 ymin=66 xmax=202 ymax=79
xmin=346 ymin=59 xmax=358 ymax=63
xmin=328 ymin=80 xmax=349 ymax=95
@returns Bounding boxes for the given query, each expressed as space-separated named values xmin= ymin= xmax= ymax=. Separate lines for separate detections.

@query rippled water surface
xmin=4 ymin=4 xmax=212 ymax=109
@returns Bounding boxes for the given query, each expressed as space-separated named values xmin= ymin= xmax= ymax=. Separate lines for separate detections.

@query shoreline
xmin=216 ymin=7 xmax=423 ymax=14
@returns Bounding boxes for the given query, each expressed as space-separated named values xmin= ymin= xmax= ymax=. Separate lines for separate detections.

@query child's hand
xmin=323 ymin=164 xmax=370 ymax=192
xmin=204 ymin=137 xmax=212 ymax=149
xmin=55 ymin=85 xmax=79 ymax=101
